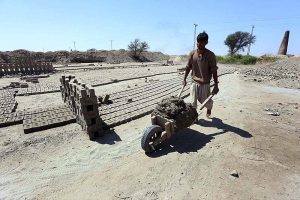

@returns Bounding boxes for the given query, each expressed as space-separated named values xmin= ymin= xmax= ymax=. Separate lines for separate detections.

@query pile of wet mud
xmin=152 ymin=96 xmax=198 ymax=130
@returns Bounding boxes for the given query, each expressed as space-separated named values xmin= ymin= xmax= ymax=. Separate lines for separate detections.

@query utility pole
xmin=110 ymin=40 xmax=113 ymax=50
xmin=247 ymin=25 xmax=255 ymax=55
xmin=73 ymin=41 xmax=76 ymax=51
xmin=193 ymin=24 xmax=198 ymax=50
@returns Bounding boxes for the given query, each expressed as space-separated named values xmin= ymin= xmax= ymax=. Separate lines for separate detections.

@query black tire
xmin=141 ymin=125 xmax=162 ymax=153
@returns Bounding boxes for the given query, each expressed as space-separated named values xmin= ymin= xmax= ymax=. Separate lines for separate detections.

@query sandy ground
xmin=0 ymin=65 xmax=300 ymax=200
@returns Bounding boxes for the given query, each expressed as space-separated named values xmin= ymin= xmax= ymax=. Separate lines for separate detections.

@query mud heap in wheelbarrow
xmin=152 ymin=96 xmax=198 ymax=130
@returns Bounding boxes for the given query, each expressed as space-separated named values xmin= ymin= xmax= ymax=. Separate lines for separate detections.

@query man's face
xmin=197 ymin=40 xmax=208 ymax=50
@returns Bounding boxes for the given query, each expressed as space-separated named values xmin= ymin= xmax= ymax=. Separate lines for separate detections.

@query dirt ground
xmin=0 ymin=63 xmax=300 ymax=200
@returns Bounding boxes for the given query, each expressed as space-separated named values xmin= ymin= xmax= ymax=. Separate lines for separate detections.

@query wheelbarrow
xmin=141 ymin=85 xmax=214 ymax=153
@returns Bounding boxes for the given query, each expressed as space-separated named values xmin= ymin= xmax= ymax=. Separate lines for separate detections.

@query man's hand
xmin=182 ymin=79 xmax=187 ymax=86
xmin=212 ymin=84 xmax=219 ymax=95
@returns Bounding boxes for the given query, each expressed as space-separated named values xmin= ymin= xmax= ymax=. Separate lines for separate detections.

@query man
xmin=183 ymin=31 xmax=219 ymax=117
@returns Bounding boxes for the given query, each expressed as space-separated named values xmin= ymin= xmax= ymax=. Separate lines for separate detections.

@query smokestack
xmin=278 ymin=31 xmax=290 ymax=55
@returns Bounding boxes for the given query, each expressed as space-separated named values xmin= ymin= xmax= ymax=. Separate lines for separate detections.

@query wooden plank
xmin=165 ymin=122 xmax=173 ymax=139
xmin=151 ymin=116 xmax=157 ymax=125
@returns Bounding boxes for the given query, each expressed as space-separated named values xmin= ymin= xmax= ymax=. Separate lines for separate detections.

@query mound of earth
xmin=241 ymin=56 xmax=300 ymax=89
xmin=0 ymin=49 xmax=170 ymax=64
xmin=168 ymin=55 xmax=189 ymax=64
xmin=152 ymin=96 xmax=198 ymax=130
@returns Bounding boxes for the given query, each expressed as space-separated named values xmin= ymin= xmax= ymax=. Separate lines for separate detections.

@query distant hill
xmin=168 ymin=55 xmax=189 ymax=64
xmin=0 ymin=49 xmax=170 ymax=64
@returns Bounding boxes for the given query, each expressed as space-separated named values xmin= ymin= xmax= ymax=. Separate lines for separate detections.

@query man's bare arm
xmin=212 ymin=70 xmax=218 ymax=85
xmin=183 ymin=67 xmax=191 ymax=86
xmin=212 ymin=70 xmax=219 ymax=94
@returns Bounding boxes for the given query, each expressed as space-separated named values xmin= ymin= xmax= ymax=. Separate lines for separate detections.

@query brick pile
xmin=0 ymin=62 xmax=54 ymax=76
xmin=60 ymin=75 xmax=104 ymax=140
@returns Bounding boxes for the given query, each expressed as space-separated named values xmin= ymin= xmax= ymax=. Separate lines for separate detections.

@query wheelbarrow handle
xmin=199 ymin=94 xmax=214 ymax=110
xmin=177 ymin=85 xmax=185 ymax=98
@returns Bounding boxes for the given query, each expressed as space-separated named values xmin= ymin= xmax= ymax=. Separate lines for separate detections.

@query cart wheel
xmin=141 ymin=125 xmax=162 ymax=153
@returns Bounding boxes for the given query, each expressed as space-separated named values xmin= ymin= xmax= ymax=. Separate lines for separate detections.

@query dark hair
xmin=197 ymin=31 xmax=209 ymax=42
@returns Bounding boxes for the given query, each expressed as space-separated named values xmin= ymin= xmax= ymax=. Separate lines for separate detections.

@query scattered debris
xmin=3 ymin=140 xmax=10 ymax=146
xmin=20 ymin=83 xmax=29 ymax=88
xmin=111 ymin=79 xmax=119 ymax=82
xmin=31 ymin=78 xmax=39 ymax=83
xmin=230 ymin=170 xmax=239 ymax=178
xmin=97 ymin=94 xmax=113 ymax=105
xmin=103 ymin=95 xmax=110 ymax=104
xmin=127 ymin=98 xmax=132 ymax=103
xmin=267 ymin=112 xmax=280 ymax=116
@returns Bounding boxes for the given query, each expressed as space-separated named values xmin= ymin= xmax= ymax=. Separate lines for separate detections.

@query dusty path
xmin=1 ymin=71 xmax=299 ymax=200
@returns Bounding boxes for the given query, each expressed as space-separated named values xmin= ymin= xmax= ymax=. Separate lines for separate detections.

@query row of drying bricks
xmin=0 ymin=97 xmax=18 ymax=114
xmin=100 ymin=85 xmax=186 ymax=121
xmin=22 ymin=107 xmax=76 ymax=133
xmin=102 ymin=87 xmax=190 ymax=127
xmin=0 ymin=106 xmax=76 ymax=132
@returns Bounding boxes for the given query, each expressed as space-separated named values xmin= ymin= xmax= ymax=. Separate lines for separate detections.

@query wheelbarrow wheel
xmin=141 ymin=125 xmax=162 ymax=153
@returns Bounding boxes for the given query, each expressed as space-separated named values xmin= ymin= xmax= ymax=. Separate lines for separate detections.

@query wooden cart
xmin=141 ymin=94 xmax=214 ymax=153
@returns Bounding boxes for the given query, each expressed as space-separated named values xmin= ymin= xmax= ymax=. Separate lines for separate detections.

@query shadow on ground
xmin=94 ymin=128 xmax=122 ymax=145
xmin=147 ymin=117 xmax=252 ymax=157
xmin=197 ymin=117 xmax=252 ymax=138
xmin=147 ymin=128 xmax=214 ymax=157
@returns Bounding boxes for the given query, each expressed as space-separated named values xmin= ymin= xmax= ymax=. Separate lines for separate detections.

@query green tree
xmin=128 ymin=39 xmax=149 ymax=59
xmin=224 ymin=31 xmax=256 ymax=55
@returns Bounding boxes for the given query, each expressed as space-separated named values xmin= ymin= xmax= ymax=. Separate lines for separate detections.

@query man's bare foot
xmin=206 ymin=109 xmax=211 ymax=118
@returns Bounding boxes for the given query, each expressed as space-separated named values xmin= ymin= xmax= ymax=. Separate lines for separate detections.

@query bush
xmin=217 ymin=56 xmax=238 ymax=64
xmin=232 ymin=54 xmax=243 ymax=59
xmin=217 ymin=54 xmax=257 ymax=65
xmin=216 ymin=56 xmax=224 ymax=63
xmin=240 ymin=55 xmax=257 ymax=65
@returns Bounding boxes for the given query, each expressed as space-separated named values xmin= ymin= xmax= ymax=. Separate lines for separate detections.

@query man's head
xmin=197 ymin=31 xmax=209 ymax=50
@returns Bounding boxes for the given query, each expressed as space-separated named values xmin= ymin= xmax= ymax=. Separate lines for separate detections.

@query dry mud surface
xmin=0 ymin=61 xmax=299 ymax=200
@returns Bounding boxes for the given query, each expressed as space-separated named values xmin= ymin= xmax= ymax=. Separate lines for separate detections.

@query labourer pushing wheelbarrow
xmin=183 ymin=31 xmax=219 ymax=117
xmin=141 ymin=31 xmax=219 ymax=153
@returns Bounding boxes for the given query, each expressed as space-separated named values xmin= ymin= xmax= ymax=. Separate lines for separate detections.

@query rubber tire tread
xmin=141 ymin=125 xmax=162 ymax=153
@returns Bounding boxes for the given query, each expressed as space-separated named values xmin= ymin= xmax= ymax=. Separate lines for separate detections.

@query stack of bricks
xmin=60 ymin=75 xmax=104 ymax=140
xmin=0 ymin=62 xmax=54 ymax=76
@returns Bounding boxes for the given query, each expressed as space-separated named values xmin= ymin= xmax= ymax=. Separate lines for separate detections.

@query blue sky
xmin=0 ymin=0 xmax=299 ymax=55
